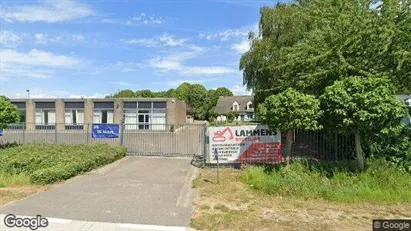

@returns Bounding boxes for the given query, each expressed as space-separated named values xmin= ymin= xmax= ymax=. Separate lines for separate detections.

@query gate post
xmin=203 ymin=124 xmax=208 ymax=165
xmin=120 ymin=123 xmax=125 ymax=145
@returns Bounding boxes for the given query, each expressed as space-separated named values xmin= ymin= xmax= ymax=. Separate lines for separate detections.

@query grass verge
xmin=243 ymin=159 xmax=411 ymax=203
xmin=191 ymin=164 xmax=411 ymax=230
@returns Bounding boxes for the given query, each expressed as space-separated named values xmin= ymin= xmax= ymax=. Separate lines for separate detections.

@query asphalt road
xmin=0 ymin=157 xmax=198 ymax=227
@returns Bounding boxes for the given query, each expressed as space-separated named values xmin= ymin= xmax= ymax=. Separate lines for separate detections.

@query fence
xmin=0 ymin=123 xmax=206 ymax=157
xmin=291 ymin=129 xmax=355 ymax=161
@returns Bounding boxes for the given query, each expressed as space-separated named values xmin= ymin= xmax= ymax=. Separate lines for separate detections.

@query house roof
xmin=215 ymin=95 xmax=254 ymax=114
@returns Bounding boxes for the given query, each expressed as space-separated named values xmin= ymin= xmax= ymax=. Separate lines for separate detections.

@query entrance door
xmin=138 ymin=114 xmax=150 ymax=130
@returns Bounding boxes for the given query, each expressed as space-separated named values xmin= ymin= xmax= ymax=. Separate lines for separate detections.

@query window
xmin=65 ymin=109 xmax=84 ymax=129
xmin=247 ymin=113 xmax=254 ymax=119
xmin=35 ymin=102 xmax=55 ymax=129
xmin=94 ymin=102 xmax=114 ymax=124
xmin=65 ymin=102 xmax=84 ymax=129
xmin=247 ymin=101 xmax=253 ymax=110
xmin=233 ymin=102 xmax=239 ymax=111
xmin=123 ymin=101 xmax=167 ymax=130
xmin=93 ymin=110 xmax=114 ymax=124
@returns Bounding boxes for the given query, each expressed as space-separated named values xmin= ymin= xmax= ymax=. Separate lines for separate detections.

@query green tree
xmin=135 ymin=89 xmax=155 ymax=98
xmin=258 ymin=88 xmax=323 ymax=159
xmin=0 ymin=95 xmax=20 ymax=129
xmin=172 ymin=82 xmax=191 ymax=102
xmin=187 ymin=84 xmax=209 ymax=120
xmin=109 ymin=89 xmax=135 ymax=98
xmin=241 ymin=0 xmax=411 ymax=101
xmin=320 ymin=77 xmax=408 ymax=170
xmin=206 ymin=87 xmax=233 ymax=120
xmin=227 ymin=111 xmax=240 ymax=122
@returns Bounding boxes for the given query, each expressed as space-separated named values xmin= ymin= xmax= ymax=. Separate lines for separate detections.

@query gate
xmin=123 ymin=123 xmax=206 ymax=157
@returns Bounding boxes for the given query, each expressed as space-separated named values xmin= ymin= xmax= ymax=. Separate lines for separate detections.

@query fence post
xmin=87 ymin=123 xmax=90 ymax=144
xmin=120 ymin=123 xmax=125 ymax=145
xmin=55 ymin=125 xmax=58 ymax=144
xmin=22 ymin=123 xmax=26 ymax=144
xmin=203 ymin=124 xmax=208 ymax=165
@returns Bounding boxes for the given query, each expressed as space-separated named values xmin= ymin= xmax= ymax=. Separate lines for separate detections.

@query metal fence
xmin=0 ymin=123 xmax=207 ymax=157
xmin=290 ymin=129 xmax=355 ymax=161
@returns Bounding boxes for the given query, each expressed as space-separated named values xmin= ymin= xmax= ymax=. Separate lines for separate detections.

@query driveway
xmin=0 ymin=157 xmax=198 ymax=228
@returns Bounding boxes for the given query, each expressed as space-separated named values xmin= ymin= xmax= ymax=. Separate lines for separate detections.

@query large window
xmin=35 ymin=102 xmax=56 ymax=129
xmin=93 ymin=102 xmax=114 ymax=124
xmin=65 ymin=102 xmax=84 ymax=130
xmin=123 ymin=101 xmax=166 ymax=130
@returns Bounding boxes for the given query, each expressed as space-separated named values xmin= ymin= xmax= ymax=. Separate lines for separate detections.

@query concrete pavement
xmin=0 ymin=157 xmax=198 ymax=230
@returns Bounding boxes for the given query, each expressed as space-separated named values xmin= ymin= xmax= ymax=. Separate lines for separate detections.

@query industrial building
xmin=10 ymin=98 xmax=187 ymax=130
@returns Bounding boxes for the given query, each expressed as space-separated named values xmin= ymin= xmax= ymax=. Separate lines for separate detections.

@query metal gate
xmin=123 ymin=123 xmax=206 ymax=157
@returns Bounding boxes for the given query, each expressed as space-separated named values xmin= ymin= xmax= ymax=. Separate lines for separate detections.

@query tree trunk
xmin=285 ymin=130 xmax=293 ymax=164
xmin=355 ymin=133 xmax=364 ymax=171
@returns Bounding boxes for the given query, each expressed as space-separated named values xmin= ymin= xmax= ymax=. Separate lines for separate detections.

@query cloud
xmin=0 ymin=30 xmax=22 ymax=48
xmin=108 ymin=81 xmax=135 ymax=86
xmin=0 ymin=0 xmax=94 ymax=23
xmin=1 ymin=49 xmax=83 ymax=67
xmin=123 ymin=34 xmax=187 ymax=47
xmin=199 ymin=23 xmax=258 ymax=41
xmin=132 ymin=12 xmax=164 ymax=25
xmin=231 ymin=40 xmax=250 ymax=53
xmin=10 ymin=89 xmax=106 ymax=99
xmin=230 ymin=84 xmax=252 ymax=95
xmin=34 ymin=33 xmax=85 ymax=44
xmin=0 ymin=63 xmax=54 ymax=79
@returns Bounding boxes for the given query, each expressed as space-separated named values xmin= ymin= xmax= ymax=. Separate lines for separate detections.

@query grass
xmin=0 ymin=173 xmax=31 ymax=188
xmin=191 ymin=168 xmax=411 ymax=231
xmin=243 ymin=159 xmax=411 ymax=203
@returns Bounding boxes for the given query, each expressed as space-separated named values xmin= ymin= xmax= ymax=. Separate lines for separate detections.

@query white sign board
xmin=209 ymin=125 xmax=282 ymax=164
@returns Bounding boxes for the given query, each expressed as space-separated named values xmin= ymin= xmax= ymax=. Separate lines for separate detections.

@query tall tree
xmin=187 ymin=84 xmax=208 ymax=120
xmin=241 ymin=0 xmax=411 ymax=101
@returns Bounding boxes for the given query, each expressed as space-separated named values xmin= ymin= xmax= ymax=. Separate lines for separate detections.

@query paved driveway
xmin=0 ymin=157 xmax=197 ymax=227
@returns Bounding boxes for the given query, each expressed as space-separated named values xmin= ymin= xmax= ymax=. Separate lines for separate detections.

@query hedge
xmin=0 ymin=144 xmax=126 ymax=184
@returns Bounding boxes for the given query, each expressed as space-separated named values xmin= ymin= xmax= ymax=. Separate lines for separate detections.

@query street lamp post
xmin=26 ymin=90 xmax=30 ymax=99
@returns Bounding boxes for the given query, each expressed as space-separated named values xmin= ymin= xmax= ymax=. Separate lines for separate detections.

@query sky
xmin=0 ymin=0 xmax=281 ymax=98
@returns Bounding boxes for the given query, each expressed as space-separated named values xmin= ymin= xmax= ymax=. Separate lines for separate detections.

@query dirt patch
xmin=191 ymin=168 xmax=411 ymax=231
xmin=0 ymin=186 xmax=51 ymax=206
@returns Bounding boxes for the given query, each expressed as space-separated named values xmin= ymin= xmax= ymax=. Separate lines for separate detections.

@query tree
xmin=206 ymin=87 xmax=233 ymax=120
xmin=227 ymin=111 xmax=240 ymax=122
xmin=320 ymin=77 xmax=408 ymax=170
xmin=258 ymin=88 xmax=323 ymax=160
xmin=172 ymin=82 xmax=191 ymax=102
xmin=135 ymin=90 xmax=154 ymax=98
xmin=0 ymin=95 xmax=20 ymax=129
xmin=109 ymin=89 xmax=135 ymax=98
xmin=187 ymin=84 xmax=208 ymax=120
xmin=241 ymin=0 xmax=411 ymax=102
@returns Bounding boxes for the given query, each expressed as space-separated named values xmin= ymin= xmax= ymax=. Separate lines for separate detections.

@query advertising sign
xmin=92 ymin=124 xmax=119 ymax=139
xmin=209 ymin=125 xmax=282 ymax=164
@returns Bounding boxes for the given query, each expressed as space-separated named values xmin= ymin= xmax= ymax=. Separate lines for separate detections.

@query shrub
xmin=365 ymin=125 xmax=411 ymax=173
xmin=0 ymin=144 xmax=127 ymax=184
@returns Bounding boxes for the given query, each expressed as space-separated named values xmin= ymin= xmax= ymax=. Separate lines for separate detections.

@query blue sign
xmin=0 ymin=129 xmax=3 ymax=136
xmin=92 ymin=124 xmax=119 ymax=139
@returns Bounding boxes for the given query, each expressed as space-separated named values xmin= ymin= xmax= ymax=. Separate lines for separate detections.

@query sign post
xmin=214 ymin=149 xmax=220 ymax=184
